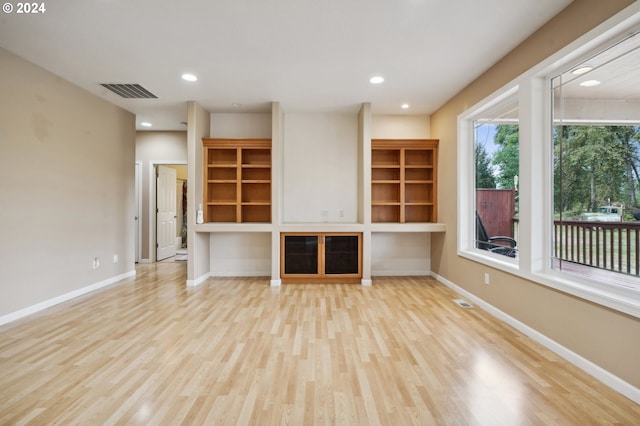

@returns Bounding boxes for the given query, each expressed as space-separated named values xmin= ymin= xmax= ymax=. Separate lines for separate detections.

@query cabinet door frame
xmin=280 ymin=232 xmax=362 ymax=284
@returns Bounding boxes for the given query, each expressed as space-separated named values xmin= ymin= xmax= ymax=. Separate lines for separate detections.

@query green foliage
xmin=475 ymin=143 xmax=496 ymax=189
xmin=478 ymin=123 xmax=640 ymax=217
xmin=474 ymin=123 xmax=640 ymax=216
xmin=554 ymin=125 xmax=640 ymax=214
xmin=492 ymin=125 xmax=519 ymax=189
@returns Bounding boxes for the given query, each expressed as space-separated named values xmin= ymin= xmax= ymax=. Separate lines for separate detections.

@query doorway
xmin=135 ymin=161 xmax=142 ymax=263
xmin=152 ymin=163 xmax=188 ymax=262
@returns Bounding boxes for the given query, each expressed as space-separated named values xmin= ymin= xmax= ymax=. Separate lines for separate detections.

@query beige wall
xmin=430 ymin=0 xmax=640 ymax=388
xmin=283 ymin=113 xmax=359 ymax=223
xmin=0 ymin=47 xmax=136 ymax=318
xmin=371 ymin=114 xmax=430 ymax=139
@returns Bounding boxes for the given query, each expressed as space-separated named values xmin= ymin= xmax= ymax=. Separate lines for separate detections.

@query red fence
xmin=477 ymin=189 xmax=516 ymax=238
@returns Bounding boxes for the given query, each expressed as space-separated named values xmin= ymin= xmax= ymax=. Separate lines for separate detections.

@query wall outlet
xmin=92 ymin=257 xmax=100 ymax=269
xmin=321 ymin=209 xmax=328 ymax=217
xmin=484 ymin=273 xmax=490 ymax=285
xmin=113 ymin=254 xmax=119 ymax=264
xmin=339 ymin=209 xmax=344 ymax=217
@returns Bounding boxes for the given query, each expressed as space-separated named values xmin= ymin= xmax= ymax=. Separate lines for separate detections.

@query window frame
xmin=457 ymin=4 xmax=640 ymax=319
xmin=458 ymin=85 xmax=520 ymax=273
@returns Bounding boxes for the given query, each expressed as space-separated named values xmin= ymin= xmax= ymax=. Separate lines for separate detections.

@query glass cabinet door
xmin=324 ymin=235 xmax=360 ymax=275
xmin=283 ymin=235 xmax=319 ymax=275
xmin=281 ymin=233 xmax=362 ymax=282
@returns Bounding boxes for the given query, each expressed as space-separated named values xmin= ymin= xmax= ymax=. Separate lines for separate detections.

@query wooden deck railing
xmin=553 ymin=220 xmax=640 ymax=276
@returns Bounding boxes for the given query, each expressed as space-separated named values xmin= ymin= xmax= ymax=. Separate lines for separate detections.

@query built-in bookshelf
xmin=371 ymin=139 xmax=438 ymax=223
xmin=203 ymin=138 xmax=271 ymax=223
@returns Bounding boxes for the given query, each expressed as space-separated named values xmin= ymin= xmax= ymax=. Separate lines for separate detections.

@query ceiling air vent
xmin=100 ymin=83 xmax=157 ymax=99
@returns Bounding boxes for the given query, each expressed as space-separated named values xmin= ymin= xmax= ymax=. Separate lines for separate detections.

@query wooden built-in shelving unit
xmin=192 ymin=107 xmax=445 ymax=286
xmin=371 ymin=139 xmax=438 ymax=223
xmin=203 ymin=138 xmax=271 ymax=223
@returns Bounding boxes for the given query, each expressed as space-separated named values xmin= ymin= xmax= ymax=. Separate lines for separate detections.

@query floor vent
xmin=453 ymin=299 xmax=473 ymax=309
xmin=100 ymin=83 xmax=158 ymax=99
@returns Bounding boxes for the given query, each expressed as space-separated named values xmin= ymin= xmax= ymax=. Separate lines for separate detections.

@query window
xmin=552 ymin=30 xmax=640 ymax=290
xmin=458 ymin=7 xmax=640 ymax=318
xmin=474 ymin=97 xmax=519 ymax=260
xmin=458 ymin=87 xmax=520 ymax=268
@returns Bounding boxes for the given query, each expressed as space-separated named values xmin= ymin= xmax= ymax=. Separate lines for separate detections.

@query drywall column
xmin=271 ymin=102 xmax=284 ymax=285
xmin=187 ymin=101 xmax=211 ymax=286
xmin=358 ymin=103 xmax=373 ymax=285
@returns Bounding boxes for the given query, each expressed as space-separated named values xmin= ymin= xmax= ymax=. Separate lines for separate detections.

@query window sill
xmin=459 ymin=248 xmax=640 ymax=319
xmin=459 ymin=248 xmax=520 ymax=274
xmin=528 ymin=270 xmax=640 ymax=319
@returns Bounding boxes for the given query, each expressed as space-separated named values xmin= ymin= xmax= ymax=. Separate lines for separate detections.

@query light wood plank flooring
xmin=1 ymin=262 xmax=638 ymax=425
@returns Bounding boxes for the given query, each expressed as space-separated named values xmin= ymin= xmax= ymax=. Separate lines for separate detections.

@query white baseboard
xmin=361 ymin=279 xmax=372 ymax=286
xmin=138 ymin=258 xmax=152 ymax=264
xmin=186 ymin=272 xmax=211 ymax=287
xmin=372 ymin=269 xmax=429 ymax=277
xmin=431 ymin=272 xmax=640 ymax=405
xmin=209 ymin=270 xmax=270 ymax=277
xmin=270 ymin=279 xmax=282 ymax=287
xmin=0 ymin=270 xmax=136 ymax=327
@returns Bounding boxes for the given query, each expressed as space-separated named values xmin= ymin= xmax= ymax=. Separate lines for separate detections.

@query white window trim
xmin=457 ymin=85 xmax=520 ymax=273
xmin=457 ymin=3 xmax=640 ymax=319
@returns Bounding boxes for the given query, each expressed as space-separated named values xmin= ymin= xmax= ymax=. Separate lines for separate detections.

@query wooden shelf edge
xmin=203 ymin=138 xmax=271 ymax=148
xmin=370 ymin=223 xmax=446 ymax=232
xmin=281 ymin=277 xmax=361 ymax=284
xmin=195 ymin=223 xmax=273 ymax=232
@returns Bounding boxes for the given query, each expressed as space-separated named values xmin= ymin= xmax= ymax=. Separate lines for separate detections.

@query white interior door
xmin=157 ymin=165 xmax=177 ymax=261
xmin=135 ymin=161 xmax=142 ymax=262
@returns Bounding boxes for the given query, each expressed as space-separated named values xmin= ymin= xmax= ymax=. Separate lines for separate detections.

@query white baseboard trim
xmin=361 ymin=279 xmax=372 ymax=286
xmin=0 ymin=270 xmax=136 ymax=327
xmin=209 ymin=271 xmax=271 ymax=277
xmin=186 ymin=272 xmax=211 ymax=287
xmin=270 ymin=279 xmax=282 ymax=287
xmin=138 ymin=258 xmax=152 ymax=264
xmin=372 ymin=270 xmax=430 ymax=277
xmin=431 ymin=272 xmax=640 ymax=405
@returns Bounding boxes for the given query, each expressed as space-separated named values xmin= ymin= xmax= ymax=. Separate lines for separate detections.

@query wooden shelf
xmin=203 ymin=138 xmax=272 ymax=223
xmin=372 ymin=139 xmax=438 ymax=223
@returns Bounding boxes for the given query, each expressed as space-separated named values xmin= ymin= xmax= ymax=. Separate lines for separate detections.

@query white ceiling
xmin=0 ymin=0 xmax=573 ymax=130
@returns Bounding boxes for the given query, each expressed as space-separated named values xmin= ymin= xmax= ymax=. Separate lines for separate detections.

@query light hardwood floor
xmin=1 ymin=263 xmax=638 ymax=425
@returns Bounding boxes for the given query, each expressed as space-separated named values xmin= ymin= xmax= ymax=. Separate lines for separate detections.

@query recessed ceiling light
xmin=369 ymin=76 xmax=384 ymax=84
xmin=141 ymin=122 xmax=152 ymax=127
xmin=579 ymin=80 xmax=601 ymax=87
xmin=572 ymin=66 xmax=593 ymax=75
xmin=181 ymin=73 xmax=198 ymax=82
xmin=401 ymin=103 xmax=410 ymax=109
xmin=232 ymin=103 xmax=241 ymax=107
